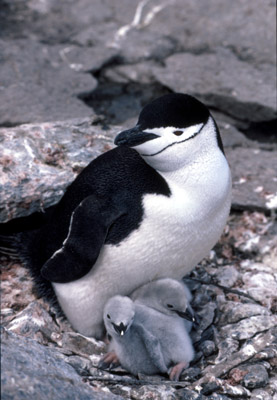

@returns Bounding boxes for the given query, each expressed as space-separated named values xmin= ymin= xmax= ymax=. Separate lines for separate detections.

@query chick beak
xmin=175 ymin=308 xmax=196 ymax=323
xmin=113 ymin=322 xmax=127 ymax=336
xmin=114 ymin=125 xmax=159 ymax=147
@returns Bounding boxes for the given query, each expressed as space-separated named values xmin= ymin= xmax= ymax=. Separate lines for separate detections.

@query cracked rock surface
xmin=0 ymin=0 xmax=276 ymax=399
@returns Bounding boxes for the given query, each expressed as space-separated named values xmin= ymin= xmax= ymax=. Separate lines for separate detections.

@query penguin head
xmin=104 ymin=295 xmax=135 ymax=337
xmin=135 ymin=278 xmax=195 ymax=322
xmin=115 ymin=93 xmax=223 ymax=172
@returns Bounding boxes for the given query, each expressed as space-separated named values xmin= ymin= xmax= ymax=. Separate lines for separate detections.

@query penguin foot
xmin=168 ymin=362 xmax=188 ymax=381
xmin=99 ymin=351 xmax=120 ymax=370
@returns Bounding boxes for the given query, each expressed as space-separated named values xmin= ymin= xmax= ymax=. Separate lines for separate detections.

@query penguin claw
xmin=99 ymin=351 xmax=120 ymax=370
xmin=168 ymin=362 xmax=188 ymax=381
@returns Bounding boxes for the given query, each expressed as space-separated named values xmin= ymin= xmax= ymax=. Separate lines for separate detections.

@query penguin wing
xmin=41 ymin=194 xmax=126 ymax=283
xmin=136 ymin=323 xmax=168 ymax=373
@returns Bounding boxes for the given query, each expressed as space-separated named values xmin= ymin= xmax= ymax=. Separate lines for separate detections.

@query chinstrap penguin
xmin=130 ymin=278 xmax=196 ymax=332
xmin=1 ymin=93 xmax=231 ymax=338
xmin=101 ymin=295 xmax=195 ymax=380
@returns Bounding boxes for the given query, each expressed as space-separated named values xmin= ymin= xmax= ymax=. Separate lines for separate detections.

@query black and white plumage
xmin=130 ymin=278 xmax=195 ymax=332
xmin=102 ymin=295 xmax=194 ymax=380
xmin=1 ymin=93 xmax=231 ymax=338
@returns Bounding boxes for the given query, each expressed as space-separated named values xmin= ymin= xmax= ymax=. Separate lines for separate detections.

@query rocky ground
xmin=1 ymin=0 xmax=276 ymax=399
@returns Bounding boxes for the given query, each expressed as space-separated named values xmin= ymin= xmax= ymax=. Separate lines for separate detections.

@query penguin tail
xmin=0 ymin=233 xmax=22 ymax=259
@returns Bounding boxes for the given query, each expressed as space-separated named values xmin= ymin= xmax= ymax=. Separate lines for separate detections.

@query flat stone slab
xmin=153 ymin=49 xmax=276 ymax=123
xmin=1 ymin=328 xmax=122 ymax=400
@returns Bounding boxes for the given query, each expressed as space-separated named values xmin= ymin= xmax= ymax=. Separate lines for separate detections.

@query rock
xmin=201 ymin=382 xmax=221 ymax=396
xmin=250 ymin=389 xmax=273 ymax=400
xmin=242 ymin=270 xmax=277 ymax=308
xmin=65 ymin=355 xmax=92 ymax=376
xmin=1 ymin=328 xmax=122 ymax=400
xmin=153 ymin=49 xmax=276 ymax=123
xmin=61 ymin=332 xmax=106 ymax=358
xmin=226 ymin=148 xmax=277 ymax=212
xmin=218 ymin=302 xmax=270 ymax=326
xmin=176 ymin=388 xmax=207 ymax=399
xmin=219 ymin=315 xmax=277 ymax=340
xmin=0 ymin=262 xmax=36 ymax=322
xmin=215 ymin=338 xmax=239 ymax=364
xmin=240 ymin=364 xmax=269 ymax=389
xmin=192 ymin=328 xmax=276 ymax=387
xmin=212 ymin=266 xmax=239 ymax=287
xmin=129 ymin=384 xmax=177 ymax=400
xmin=6 ymin=300 xmax=59 ymax=345
xmin=213 ymin=378 xmax=251 ymax=398
xmin=0 ymin=118 xmax=116 ymax=223
xmin=0 ymin=39 xmax=96 ymax=125
xmin=207 ymin=395 xmax=231 ymax=400
xmin=199 ymin=341 xmax=216 ymax=357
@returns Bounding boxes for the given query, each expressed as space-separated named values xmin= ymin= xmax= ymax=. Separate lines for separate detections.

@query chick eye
xmin=173 ymin=130 xmax=183 ymax=136
xmin=167 ymin=304 xmax=174 ymax=309
xmin=107 ymin=314 xmax=111 ymax=319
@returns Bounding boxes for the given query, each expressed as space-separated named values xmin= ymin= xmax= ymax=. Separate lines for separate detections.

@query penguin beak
xmin=113 ymin=322 xmax=127 ymax=336
xmin=175 ymin=308 xmax=196 ymax=323
xmin=114 ymin=125 xmax=159 ymax=147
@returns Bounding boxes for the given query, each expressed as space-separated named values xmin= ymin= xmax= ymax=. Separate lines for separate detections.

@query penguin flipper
xmin=136 ymin=324 xmax=168 ymax=374
xmin=41 ymin=195 xmax=125 ymax=283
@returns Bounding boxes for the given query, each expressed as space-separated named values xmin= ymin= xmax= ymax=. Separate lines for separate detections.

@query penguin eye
xmin=107 ymin=314 xmax=111 ymax=319
xmin=167 ymin=304 xmax=174 ymax=309
xmin=173 ymin=130 xmax=183 ymax=136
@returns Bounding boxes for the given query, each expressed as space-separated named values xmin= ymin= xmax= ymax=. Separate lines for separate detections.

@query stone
xmin=241 ymin=364 xmax=269 ymax=389
xmin=176 ymin=388 xmax=207 ymax=399
xmin=218 ymin=301 xmax=270 ymax=326
xmin=0 ymin=39 xmax=96 ymax=125
xmin=219 ymin=315 xmax=277 ymax=340
xmin=250 ymin=389 xmax=273 ymax=400
xmin=153 ymin=48 xmax=276 ymax=123
xmin=215 ymin=338 xmax=239 ymax=364
xmin=1 ymin=328 xmax=122 ymax=400
xmin=61 ymin=332 xmax=106 ymax=358
xmin=0 ymin=118 xmax=116 ymax=223
xmin=212 ymin=266 xmax=239 ymax=287
xmin=213 ymin=378 xmax=251 ymax=398
xmin=226 ymin=148 xmax=277 ymax=213
xmin=199 ymin=341 xmax=216 ymax=357
xmin=6 ymin=300 xmax=59 ymax=345
xmin=242 ymin=270 xmax=277 ymax=308
xmin=65 ymin=355 xmax=92 ymax=376
xmin=192 ymin=328 xmax=276 ymax=388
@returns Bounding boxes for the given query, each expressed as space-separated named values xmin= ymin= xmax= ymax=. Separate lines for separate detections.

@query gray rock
xmin=250 ymin=389 xmax=274 ymax=400
xmin=176 ymin=388 xmax=207 ymax=399
xmin=220 ymin=315 xmax=277 ymax=340
xmin=226 ymin=147 xmax=277 ymax=213
xmin=242 ymin=269 xmax=277 ymax=308
xmin=0 ymin=39 xmax=97 ymax=125
xmin=153 ymin=48 xmax=276 ymax=123
xmin=6 ymin=300 xmax=59 ymax=345
xmin=212 ymin=266 xmax=239 ymax=287
xmin=65 ymin=355 xmax=92 ymax=376
xmin=213 ymin=378 xmax=251 ymax=398
xmin=199 ymin=341 xmax=216 ymax=357
xmin=192 ymin=328 xmax=276 ymax=387
xmin=1 ymin=328 xmax=122 ymax=400
xmin=215 ymin=338 xmax=239 ymax=364
xmin=0 ymin=118 xmax=116 ymax=222
xmin=240 ymin=364 xmax=269 ymax=389
xmin=61 ymin=331 xmax=106 ymax=358
xmin=218 ymin=301 xmax=270 ymax=326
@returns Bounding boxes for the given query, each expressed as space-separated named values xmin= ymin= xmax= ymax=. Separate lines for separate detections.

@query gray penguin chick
xmin=101 ymin=295 xmax=194 ymax=380
xmin=130 ymin=278 xmax=195 ymax=332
